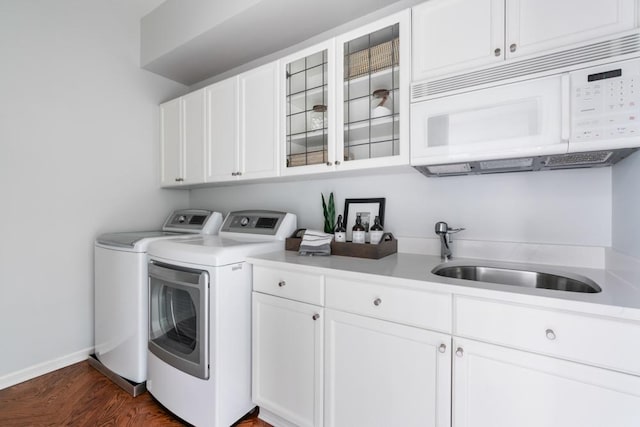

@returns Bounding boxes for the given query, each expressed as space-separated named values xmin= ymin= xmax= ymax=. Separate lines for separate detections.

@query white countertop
xmin=248 ymin=251 xmax=640 ymax=321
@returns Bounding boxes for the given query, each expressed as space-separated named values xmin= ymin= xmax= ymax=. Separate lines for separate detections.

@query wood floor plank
xmin=0 ymin=361 xmax=270 ymax=427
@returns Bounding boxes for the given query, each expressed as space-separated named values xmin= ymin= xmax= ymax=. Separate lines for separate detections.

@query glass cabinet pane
xmin=343 ymin=23 xmax=400 ymax=162
xmin=285 ymin=49 xmax=329 ymax=168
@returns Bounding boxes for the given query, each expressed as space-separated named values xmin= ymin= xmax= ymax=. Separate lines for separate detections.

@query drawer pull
xmin=438 ymin=344 xmax=447 ymax=353
xmin=510 ymin=43 xmax=517 ymax=53
xmin=312 ymin=313 xmax=320 ymax=321
xmin=456 ymin=347 xmax=464 ymax=357
xmin=494 ymin=47 xmax=501 ymax=57
xmin=546 ymin=329 xmax=556 ymax=340
xmin=373 ymin=298 xmax=382 ymax=306
xmin=278 ymin=280 xmax=286 ymax=287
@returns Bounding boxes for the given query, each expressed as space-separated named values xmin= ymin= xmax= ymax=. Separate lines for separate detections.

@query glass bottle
xmin=352 ymin=214 xmax=366 ymax=244
xmin=369 ymin=216 xmax=384 ymax=245
xmin=334 ymin=215 xmax=346 ymax=243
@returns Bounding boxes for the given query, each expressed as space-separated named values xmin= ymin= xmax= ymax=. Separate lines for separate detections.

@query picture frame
xmin=343 ymin=198 xmax=386 ymax=242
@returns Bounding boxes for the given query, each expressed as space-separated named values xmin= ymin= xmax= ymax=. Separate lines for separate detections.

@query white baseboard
xmin=0 ymin=347 xmax=93 ymax=391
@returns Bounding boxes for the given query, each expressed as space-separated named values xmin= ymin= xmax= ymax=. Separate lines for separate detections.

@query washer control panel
xmin=571 ymin=59 xmax=640 ymax=142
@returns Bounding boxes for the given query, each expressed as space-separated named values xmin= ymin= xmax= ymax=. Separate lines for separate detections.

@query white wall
xmin=190 ymin=166 xmax=612 ymax=247
xmin=0 ymin=0 xmax=188 ymax=383
xmin=612 ymin=150 xmax=640 ymax=258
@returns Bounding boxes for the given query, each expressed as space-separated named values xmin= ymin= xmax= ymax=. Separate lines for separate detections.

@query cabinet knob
xmin=545 ymin=329 xmax=556 ymax=340
xmin=278 ymin=280 xmax=286 ymax=287
xmin=510 ymin=43 xmax=517 ymax=53
xmin=335 ymin=161 xmax=341 ymax=165
xmin=494 ymin=47 xmax=501 ymax=57
xmin=326 ymin=162 xmax=333 ymax=166
xmin=373 ymin=298 xmax=382 ymax=306
xmin=175 ymin=177 xmax=184 ymax=182
xmin=236 ymin=171 xmax=242 ymax=176
xmin=438 ymin=344 xmax=447 ymax=353
xmin=456 ymin=347 xmax=464 ymax=357
xmin=312 ymin=313 xmax=320 ymax=321
xmin=231 ymin=172 xmax=237 ymax=176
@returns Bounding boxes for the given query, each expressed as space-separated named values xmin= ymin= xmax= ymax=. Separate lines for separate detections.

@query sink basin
xmin=431 ymin=263 xmax=601 ymax=293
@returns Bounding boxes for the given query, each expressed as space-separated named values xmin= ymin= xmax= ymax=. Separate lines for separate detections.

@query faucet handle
xmin=448 ymin=227 xmax=465 ymax=234
xmin=435 ymin=221 xmax=449 ymax=235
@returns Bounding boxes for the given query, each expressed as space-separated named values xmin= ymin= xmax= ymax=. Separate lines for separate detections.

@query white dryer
xmin=146 ymin=210 xmax=297 ymax=427
xmin=94 ymin=209 xmax=223 ymax=386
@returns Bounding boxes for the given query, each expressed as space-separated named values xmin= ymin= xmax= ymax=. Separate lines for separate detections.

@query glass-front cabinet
xmin=281 ymin=10 xmax=409 ymax=176
xmin=283 ymin=40 xmax=336 ymax=175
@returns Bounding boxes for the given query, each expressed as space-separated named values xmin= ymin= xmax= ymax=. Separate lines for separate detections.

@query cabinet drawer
xmin=455 ymin=296 xmax=640 ymax=375
xmin=325 ymin=276 xmax=452 ymax=332
xmin=253 ymin=265 xmax=324 ymax=305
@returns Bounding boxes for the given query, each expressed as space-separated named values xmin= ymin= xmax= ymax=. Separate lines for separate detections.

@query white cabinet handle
xmin=373 ymin=298 xmax=382 ymax=306
xmin=278 ymin=280 xmax=286 ymax=287
xmin=546 ymin=329 xmax=556 ymax=340
xmin=510 ymin=43 xmax=517 ymax=53
xmin=494 ymin=48 xmax=501 ymax=57
xmin=312 ymin=313 xmax=320 ymax=321
xmin=438 ymin=344 xmax=447 ymax=353
xmin=456 ymin=347 xmax=464 ymax=357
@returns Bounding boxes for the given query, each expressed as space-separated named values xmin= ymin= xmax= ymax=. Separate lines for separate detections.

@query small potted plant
xmin=321 ymin=192 xmax=335 ymax=234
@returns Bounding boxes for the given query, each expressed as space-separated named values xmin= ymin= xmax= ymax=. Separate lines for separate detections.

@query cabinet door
xmin=240 ymin=62 xmax=279 ymax=180
xmin=252 ymin=293 xmax=323 ymax=427
xmin=412 ymin=0 xmax=504 ymax=81
xmin=181 ymin=89 xmax=206 ymax=185
xmin=336 ymin=10 xmax=411 ymax=170
xmin=452 ymin=338 xmax=640 ymax=427
xmin=159 ymin=98 xmax=182 ymax=186
xmin=281 ymin=40 xmax=336 ymax=176
xmin=506 ymin=0 xmax=637 ymax=59
xmin=324 ymin=309 xmax=451 ymax=427
xmin=206 ymin=77 xmax=239 ymax=182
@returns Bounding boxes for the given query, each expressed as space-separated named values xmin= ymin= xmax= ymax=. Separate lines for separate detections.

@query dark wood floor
xmin=0 ymin=361 xmax=271 ymax=426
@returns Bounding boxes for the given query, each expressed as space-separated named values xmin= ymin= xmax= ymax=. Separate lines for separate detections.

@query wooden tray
xmin=285 ymin=232 xmax=397 ymax=260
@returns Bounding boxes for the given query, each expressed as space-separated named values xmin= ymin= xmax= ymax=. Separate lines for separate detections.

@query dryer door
xmin=148 ymin=262 xmax=209 ymax=379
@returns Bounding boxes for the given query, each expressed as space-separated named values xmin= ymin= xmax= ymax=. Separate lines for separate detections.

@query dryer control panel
xmin=221 ymin=211 xmax=297 ymax=238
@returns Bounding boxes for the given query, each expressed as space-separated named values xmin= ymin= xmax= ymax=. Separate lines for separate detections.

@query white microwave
xmin=410 ymin=58 xmax=640 ymax=176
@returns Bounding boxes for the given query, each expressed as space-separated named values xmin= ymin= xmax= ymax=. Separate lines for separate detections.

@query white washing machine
xmin=94 ymin=209 xmax=223 ymax=385
xmin=146 ymin=210 xmax=297 ymax=427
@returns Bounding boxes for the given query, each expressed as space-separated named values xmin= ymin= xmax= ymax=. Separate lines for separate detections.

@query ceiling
xmin=140 ymin=0 xmax=409 ymax=86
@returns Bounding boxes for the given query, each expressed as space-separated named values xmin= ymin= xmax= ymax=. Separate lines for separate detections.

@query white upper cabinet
xmin=205 ymin=61 xmax=279 ymax=183
xmin=240 ymin=62 xmax=280 ymax=180
xmin=412 ymin=0 xmax=505 ymax=81
xmin=413 ymin=0 xmax=638 ymax=81
xmin=281 ymin=41 xmax=336 ymax=176
xmin=506 ymin=0 xmax=636 ymax=59
xmin=160 ymin=90 xmax=206 ymax=187
xmin=281 ymin=10 xmax=410 ymax=176
xmin=336 ymin=10 xmax=411 ymax=171
xmin=206 ymin=77 xmax=239 ymax=183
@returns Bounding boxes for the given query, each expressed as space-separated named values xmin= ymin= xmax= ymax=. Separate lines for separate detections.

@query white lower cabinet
xmin=452 ymin=337 xmax=640 ymax=427
xmin=324 ymin=309 xmax=451 ymax=427
xmin=252 ymin=292 xmax=323 ymax=427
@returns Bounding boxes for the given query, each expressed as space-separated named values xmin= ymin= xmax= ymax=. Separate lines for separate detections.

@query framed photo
xmin=343 ymin=198 xmax=385 ymax=242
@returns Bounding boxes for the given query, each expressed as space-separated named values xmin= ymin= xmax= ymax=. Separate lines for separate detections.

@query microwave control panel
xmin=571 ymin=60 xmax=639 ymax=142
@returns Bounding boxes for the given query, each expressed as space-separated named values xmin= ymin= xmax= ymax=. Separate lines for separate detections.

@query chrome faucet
xmin=435 ymin=221 xmax=465 ymax=261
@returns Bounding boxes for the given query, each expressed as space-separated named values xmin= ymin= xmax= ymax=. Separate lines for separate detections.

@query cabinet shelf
xmin=344 ymin=114 xmax=399 ymax=145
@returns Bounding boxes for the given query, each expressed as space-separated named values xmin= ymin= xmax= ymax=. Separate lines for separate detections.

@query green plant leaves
xmin=322 ymin=192 xmax=336 ymax=233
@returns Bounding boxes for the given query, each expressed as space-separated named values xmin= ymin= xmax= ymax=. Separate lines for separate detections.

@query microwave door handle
xmin=561 ymin=74 xmax=570 ymax=143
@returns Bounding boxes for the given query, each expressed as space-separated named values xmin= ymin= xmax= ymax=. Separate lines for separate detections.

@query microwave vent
xmin=545 ymin=151 xmax=613 ymax=167
xmin=411 ymin=33 xmax=640 ymax=101
xmin=414 ymin=148 xmax=638 ymax=177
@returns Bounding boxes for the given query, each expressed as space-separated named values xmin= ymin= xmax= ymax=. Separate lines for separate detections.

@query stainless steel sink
xmin=431 ymin=263 xmax=601 ymax=293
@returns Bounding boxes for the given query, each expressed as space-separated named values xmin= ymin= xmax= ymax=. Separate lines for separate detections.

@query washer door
xmin=148 ymin=262 xmax=209 ymax=379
